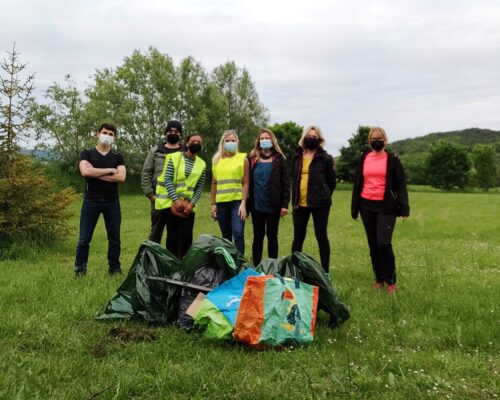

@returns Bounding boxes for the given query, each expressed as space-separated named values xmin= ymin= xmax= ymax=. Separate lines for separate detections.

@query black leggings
xmin=165 ymin=209 xmax=195 ymax=259
xmin=360 ymin=199 xmax=397 ymax=284
xmin=251 ymin=210 xmax=281 ymax=266
xmin=291 ymin=206 xmax=331 ymax=272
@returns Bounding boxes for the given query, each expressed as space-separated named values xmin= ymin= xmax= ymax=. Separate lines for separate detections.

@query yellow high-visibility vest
xmin=155 ymin=152 xmax=206 ymax=210
xmin=212 ymin=152 xmax=246 ymax=203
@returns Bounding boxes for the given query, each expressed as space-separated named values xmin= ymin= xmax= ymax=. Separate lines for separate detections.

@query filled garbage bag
xmin=96 ymin=240 xmax=181 ymax=323
xmin=256 ymin=252 xmax=350 ymax=327
xmin=180 ymin=234 xmax=251 ymax=274
xmin=97 ymin=235 xmax=249 ymax=324
xmin=193 ymin=268 xmax=262 ymax=339
xmin=233 ymin=275 xmax=319 ymax=347
xmin=176 ymin=248 xmax=237 ymax=330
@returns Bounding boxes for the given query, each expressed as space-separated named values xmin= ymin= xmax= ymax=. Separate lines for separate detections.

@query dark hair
xmin=185 ymin=132 xmax=203 ymax=144
xmin=165 ymin=120 xmax=183 ymax=134
xmin=98 ymin=123 xmax=117 ymax=134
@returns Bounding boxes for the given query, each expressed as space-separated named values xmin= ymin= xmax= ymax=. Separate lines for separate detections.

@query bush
xmin=0 ymin=153 xmax=77 ymax=256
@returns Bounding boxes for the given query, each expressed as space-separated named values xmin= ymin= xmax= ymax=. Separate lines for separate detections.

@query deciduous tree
xmin=336 ymin=126 xmax=371 ymax=182
xmin=268 ymin=121 xmax=303 ymax=164
xmin=426 ymin=141 xmax=471 ymax=190
xmin=471 ymin=144 xmax=498 ymax=190
xmin=211 ymin=61 xmax=269 ymax=148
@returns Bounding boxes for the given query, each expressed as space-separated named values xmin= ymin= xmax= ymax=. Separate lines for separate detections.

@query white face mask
xmin=98 ymin=134 xmax=114 ymax=146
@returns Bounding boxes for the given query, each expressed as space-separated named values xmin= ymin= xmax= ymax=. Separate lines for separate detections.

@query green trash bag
xmin=96 ymin=240 xmax=181 ymax=323
xmin=96 ymin=235 xmax=250 ymax=324
xmin=256 ymin=252 xmax=350 ymax=327
xmin=179 ymin=234 xmax=252 ymax=276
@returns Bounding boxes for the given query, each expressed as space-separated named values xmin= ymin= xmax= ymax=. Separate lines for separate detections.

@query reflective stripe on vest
xmin=212 ymin=152 xmax=246 ymax=203
xmin=155 ymin=152 xmax=175 ymax=209
xmin=155 ymin=152 xmax=206 ymax=210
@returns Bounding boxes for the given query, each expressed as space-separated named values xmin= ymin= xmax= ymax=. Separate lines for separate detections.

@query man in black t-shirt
xmin=74 ymin=123 xmax=127 ymax=277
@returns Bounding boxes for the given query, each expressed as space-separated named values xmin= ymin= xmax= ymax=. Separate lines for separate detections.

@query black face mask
xmin=188 ymin=143 xmax=202 ymax=154
xmin=304 ymin=137 xmax=320 ymax=150
xmin=166 ymin=134 xmax=180 ymax=144
xmin=370 ymin=139 xmax=385 ymax=152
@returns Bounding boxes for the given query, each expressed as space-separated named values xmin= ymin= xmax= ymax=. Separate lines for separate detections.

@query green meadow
xmin=1 ymin=190 xmax=498 ymax=399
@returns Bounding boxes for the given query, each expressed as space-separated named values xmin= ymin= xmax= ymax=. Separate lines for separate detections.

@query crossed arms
xmin=79 ymin=160 xmax=127 ymax=183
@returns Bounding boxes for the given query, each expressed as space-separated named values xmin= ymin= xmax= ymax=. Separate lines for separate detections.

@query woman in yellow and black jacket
xmin=291 ymin=125 xmax=336 ymax=275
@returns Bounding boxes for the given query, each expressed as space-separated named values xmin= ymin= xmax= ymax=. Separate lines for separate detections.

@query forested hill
xmin=390 ymin=128 xmax=500 ymax=155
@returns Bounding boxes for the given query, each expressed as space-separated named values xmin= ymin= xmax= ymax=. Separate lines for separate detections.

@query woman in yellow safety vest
xmin=211 ymin=130 xmax=249 ymax=254
xmin=159 ymin=133 xmax=206 ymax=258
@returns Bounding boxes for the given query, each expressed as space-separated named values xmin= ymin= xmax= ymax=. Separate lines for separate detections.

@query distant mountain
xmin=390 ymin=128 xmax=500 ymax=155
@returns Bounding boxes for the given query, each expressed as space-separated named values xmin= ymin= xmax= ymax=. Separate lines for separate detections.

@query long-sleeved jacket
xmin=351 ymin=151 xmax=410 ymax=219
xmin=291 ymin=147 xmax=336 ymax=208
xmin=140 ymin=142 xmax=180 ymax=198
xmin=247 ymin=153 xmax=290 ymax=212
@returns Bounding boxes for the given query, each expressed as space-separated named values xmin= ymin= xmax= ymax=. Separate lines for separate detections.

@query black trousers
xmin=291 ymin=206 xmax=331 ymax=272
xmin=251 ymin=209 xmax=281 ymax=266
xmin=164 ymin=208 xmax=195 ymax=259
xmin=360 ymin=199 xmax=397 ymax=284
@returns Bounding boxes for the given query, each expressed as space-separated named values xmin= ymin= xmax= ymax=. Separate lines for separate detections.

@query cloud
xmin=2 ymin=0 xmax=500 ymax=153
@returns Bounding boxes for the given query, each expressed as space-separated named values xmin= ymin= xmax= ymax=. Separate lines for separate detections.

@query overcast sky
xmin=2 ymin=0 xmax=500 ymax=154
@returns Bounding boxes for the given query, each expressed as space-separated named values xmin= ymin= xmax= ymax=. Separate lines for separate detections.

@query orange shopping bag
xmin=233 ymin=275 xmax=319 ymax=347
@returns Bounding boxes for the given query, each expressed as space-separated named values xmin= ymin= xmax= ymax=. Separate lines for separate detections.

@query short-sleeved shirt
xmin=253 ymin=161 xmax=273 ymax=212
xmin=80 ymin=148 xmax=125 ymax=199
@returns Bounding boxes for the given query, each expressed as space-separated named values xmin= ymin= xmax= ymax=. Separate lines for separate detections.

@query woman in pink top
xmin=351 ymin=127 xmax=410 ymax=293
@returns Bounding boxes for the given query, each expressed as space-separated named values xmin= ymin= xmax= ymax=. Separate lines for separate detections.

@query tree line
xmin=30 ymin=47 xmax=271 ymax=173
xmin=1 ymin=44 xmax=499 ymax=254
xmin=337 ymin=126 xmax=500 ymax=191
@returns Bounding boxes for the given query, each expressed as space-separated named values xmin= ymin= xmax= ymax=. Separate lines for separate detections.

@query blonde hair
xmin=368 ymin=127 xmax=388 ymax=143
xmin=298 ymin=125 xmax=326 ymax=148
xmin=212 ymin=130 xmax=239 ymax=165
xmin=249 ymin=128 xmax=286 ymax=160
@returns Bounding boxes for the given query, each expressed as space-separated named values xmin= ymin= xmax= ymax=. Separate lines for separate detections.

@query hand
xmin=400 ymin=216 xmax=408 ymax=222
xmin=173 ymin=199 xmax=185 ymax=212
xmin=280 ymin=208 xmax=288 ymax=217
xmin=211 ymin=204 xmax=217 ymax=219
xmin=109 ymin=168 xmax=117 ymax=175
xmin=149 ymin=195 xmax=157 ymax=203
xmin=238 ymin=202 xmax=247 ymax=220
xmin=184 ymin=203 xmax=194 ymax=216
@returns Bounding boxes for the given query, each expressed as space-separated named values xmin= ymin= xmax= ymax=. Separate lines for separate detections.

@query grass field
xmin=1 ymin=190 xmax=499 ymax=399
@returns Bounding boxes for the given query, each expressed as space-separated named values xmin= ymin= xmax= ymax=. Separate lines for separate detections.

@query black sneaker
xmin=108 ymin=268 xmax=122 ymax=275
xmin=75 ymin=268 xmax=87 ymax=277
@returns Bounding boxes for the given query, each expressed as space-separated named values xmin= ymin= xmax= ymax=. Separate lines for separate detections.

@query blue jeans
xmin=75 ymin=196 xmax=121 ymax=273
xmin=216 ymin=200 xmax=245 ymax=254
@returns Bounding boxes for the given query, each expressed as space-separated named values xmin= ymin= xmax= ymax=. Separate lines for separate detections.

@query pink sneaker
xmin=372 ymin=282 xmax=383 ymax=289
xmin=387 ymin=284 xmax=397 ymax=294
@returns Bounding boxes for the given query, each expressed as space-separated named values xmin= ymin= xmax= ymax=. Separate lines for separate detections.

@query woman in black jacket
xmin=248 ymin=128 xmax=290 ymax=265
xmin=291 ymin=125 xmax=336 ymax=275
xmin=351 ymin=127 xmax=410 ymax=293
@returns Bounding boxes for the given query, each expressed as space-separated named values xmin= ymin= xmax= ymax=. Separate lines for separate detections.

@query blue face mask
xmin=224 ymin=142 xmax=237 ymax=153
xmin=260 ymin=139 xmax=273 ymax=149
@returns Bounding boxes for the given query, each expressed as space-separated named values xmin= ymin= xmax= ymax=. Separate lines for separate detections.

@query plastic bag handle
xmin=274 ymin=273 xmax=300 ymax=289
